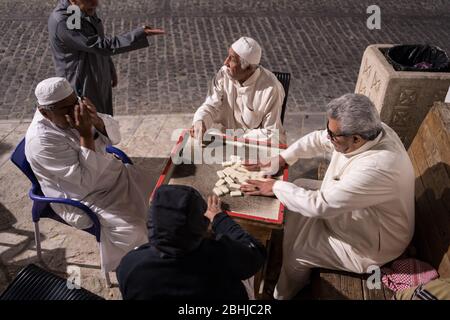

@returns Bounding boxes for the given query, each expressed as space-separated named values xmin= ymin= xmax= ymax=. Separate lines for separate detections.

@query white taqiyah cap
xmin=231 ymin=37 xmax=262 ymax=65
xmin=35 ymin=77 xmax=74 ymax=106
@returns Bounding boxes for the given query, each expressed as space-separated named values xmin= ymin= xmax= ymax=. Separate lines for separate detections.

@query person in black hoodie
xmin=116 ymin=184 xmax=267 ymax=300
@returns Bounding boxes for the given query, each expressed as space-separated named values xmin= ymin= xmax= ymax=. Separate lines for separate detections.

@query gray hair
xmin=326 ymin=93 xmax=382 ymax=140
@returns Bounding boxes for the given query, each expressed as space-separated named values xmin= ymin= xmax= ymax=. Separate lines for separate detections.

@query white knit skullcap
xmin=35 ymin=77 xmax=74 ymax=106
xmin=231 ymin=37 xmax=262 ymax=65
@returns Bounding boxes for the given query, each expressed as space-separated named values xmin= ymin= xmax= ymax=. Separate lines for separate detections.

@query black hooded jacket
xmin=116 ymin=185 xmax=267 ymax=300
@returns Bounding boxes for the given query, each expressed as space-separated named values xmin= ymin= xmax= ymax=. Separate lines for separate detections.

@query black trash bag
xmin=385 ymin=45 xmax=450 ymax=72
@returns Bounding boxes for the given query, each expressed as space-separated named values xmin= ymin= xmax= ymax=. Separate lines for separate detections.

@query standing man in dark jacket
xmin=116 ymin=185 xmax=267 ymax=300
xmin=48 ymin=0 xmax=165 ymax=115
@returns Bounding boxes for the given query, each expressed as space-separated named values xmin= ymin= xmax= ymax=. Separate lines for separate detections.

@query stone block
xmin=355 ymin=44 xmax=450 ymax=148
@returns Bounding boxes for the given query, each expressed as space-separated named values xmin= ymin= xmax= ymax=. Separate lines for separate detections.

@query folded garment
xmin=394 ymin=278 xmax=450 ymax=300
xmin=381 ymin=258 xmax=439 ymax=292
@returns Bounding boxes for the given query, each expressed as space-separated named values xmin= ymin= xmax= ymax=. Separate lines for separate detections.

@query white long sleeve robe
xmin=193 ymin=66 xmax=286 ymax=145
xmin=273 ymin=123 xmax=415 ymax=273
xmin=25 ymin=111 xmax=150 ymax=272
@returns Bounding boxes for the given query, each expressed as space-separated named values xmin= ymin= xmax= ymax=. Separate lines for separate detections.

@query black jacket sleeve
xmin=212 ymin=212 xmax=267 ymax=280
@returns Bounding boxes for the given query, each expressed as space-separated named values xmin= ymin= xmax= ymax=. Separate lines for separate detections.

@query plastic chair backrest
xmin=10 ymin=138 xmax=40 ymax=188
xmin=272 ymin=71 xmax=291 ymax=124
xmin=0 ymin=264 xmax=104 ymax=300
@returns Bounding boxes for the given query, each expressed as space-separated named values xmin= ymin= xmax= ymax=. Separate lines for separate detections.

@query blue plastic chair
xmin=106 ymin=145 xmax=133 ymax=165
xmin=10 ymin=138 xmax=133 ymax=287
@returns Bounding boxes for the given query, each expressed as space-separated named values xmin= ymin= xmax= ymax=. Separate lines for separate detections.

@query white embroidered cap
xmin=35 ymin=77 xmax=74 ymax=106
xmin=231 ymin=36 xmax=262 ymax=65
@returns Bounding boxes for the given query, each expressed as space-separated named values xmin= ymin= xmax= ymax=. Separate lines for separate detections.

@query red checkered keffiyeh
xmin=381 ymin=258 xmax=439 ymax=292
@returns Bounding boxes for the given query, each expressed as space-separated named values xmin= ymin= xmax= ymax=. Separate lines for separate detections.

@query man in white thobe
xmin=191 ymin=36 xmax=286 ymax=145
xmin=25 ymin=77 xmax=150 ymax=272
xmin=241 ymin=93 xmax=415 ymax=299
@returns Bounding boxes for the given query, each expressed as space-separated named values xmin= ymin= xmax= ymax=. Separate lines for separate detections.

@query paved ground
xmin=1 ymin=0 xmax=449 ymax=300
xmin=0 ymin=0 xmax=449 ymax=119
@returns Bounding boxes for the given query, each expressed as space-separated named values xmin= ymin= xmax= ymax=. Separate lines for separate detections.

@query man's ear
xmin=353 ymin=135 xmax=361 ymax=144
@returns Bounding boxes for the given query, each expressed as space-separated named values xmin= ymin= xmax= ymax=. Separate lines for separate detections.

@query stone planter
xmin=355 ymin=44 xmax=450 ymax=148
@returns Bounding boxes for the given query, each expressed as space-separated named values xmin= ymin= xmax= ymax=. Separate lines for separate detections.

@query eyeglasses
xmin=326 ymin=121 xmax=351 ymax=141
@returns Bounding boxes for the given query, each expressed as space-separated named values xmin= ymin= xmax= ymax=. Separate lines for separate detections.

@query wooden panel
xmin=315 ymin=269 xmax=390 ymax=300
xmin=317 ymin=160 xmax=328 ymax=180
xmin=383 ymin=287 xmax=394 ymax=300
xmin=235 ymin=219 xmax=272 ymax=245
xmin=410 ymin=152 xmax=449 ymax=268
xmin=339 ymin=274 xmax=364 ymax=300
xmin=408 ymin=102 xmax=450 ymax=278
xmin=313 ymin=269 xmax=364 ymax=300
xmin=426 ymin=104 xmax=450 ymax=163
xmin=316 ymin=272 xmax=343 ymax=300
xmin=362 ymin=279 xmax=386 ymax=300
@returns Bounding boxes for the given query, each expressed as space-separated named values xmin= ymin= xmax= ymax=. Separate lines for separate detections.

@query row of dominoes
xmin=212 ymin=156 xmax=265 ymax=197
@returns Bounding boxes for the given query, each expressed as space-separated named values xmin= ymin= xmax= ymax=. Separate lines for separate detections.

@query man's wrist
xmin=80 ymin=133 xmax=95 ymax=151
xmin=206 ymin=210 xmax=219 ymax=222
xmin=272 ymin=180 xmax=285 ymax=197
xmin=211 ymin=212 xmax=227 ymax=225
xmin=80 ymin=132 xmax=94 ymax=140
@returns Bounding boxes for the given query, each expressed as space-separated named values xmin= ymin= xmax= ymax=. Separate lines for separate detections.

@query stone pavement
xmin=0 ymin=0 xmax=449 ymax=119
xmin=0 ymin=113 xmax=326 ymax=299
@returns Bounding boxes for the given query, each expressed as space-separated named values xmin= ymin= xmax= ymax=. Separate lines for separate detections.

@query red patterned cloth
xmin=381 ymin=258 xmax=439 ymax=292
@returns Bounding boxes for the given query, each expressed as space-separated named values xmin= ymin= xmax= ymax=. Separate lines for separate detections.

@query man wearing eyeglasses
xmin=25 ymin=77 xmax=152 ymax=274
xmin=241 ymin=93 xmax=415 ymax=300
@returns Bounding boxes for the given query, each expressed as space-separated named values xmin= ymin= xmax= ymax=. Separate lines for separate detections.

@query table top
xmin=155 ymin=131 xmax=288 ymax=227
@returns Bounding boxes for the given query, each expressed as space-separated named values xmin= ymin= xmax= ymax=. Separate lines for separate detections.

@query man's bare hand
xmin=143 ymin=26 xmax=165 ymax=36
xmin=242 ymin=155 xmax=286 ymax=176
xmin=241 ymin=179 xmax=276 ymax=197
xmin=190 ymin=120 xmax=206 ymax=144
xmin=242 ymin=159 xmax=271 ymax=172
xmin=81 ymin=97 xmax=106 ymax=134
xmin=66 ymin=104 xmax=93 ymax=138
xmin=205 ymin=195 xmax=222 ymax=222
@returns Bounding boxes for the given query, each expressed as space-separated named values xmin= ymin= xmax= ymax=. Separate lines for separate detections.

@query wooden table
xmin=152 ymin=130 xmax=288 ymax=295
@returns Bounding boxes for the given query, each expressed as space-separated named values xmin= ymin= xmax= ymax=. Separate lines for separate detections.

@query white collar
xmin=229 ymin=67 xmax=261 ymax=88
xmin=343 ymin=129 xmax=384 ymax=158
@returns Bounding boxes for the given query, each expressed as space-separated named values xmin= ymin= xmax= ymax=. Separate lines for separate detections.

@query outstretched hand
xmin=143 ymin=26 xmax=165 ymax=36
xmin=242 ymin=155 xmax=286 ymax=176
xmin=189 ymin=120 xmax=206 ymax=145
xmin=241 ymin=179 xmax=276 ymax=197
xmin=242 ymin=159 xmax=271 ymax=172
xmin=205 ymin=195 xmax=222 ymax=222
